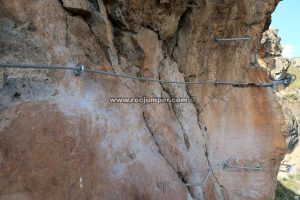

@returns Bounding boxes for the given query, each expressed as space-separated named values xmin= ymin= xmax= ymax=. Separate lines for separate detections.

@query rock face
xmin=259 ymin=28 xmax=299 ymax=153
xmin=259 ymin=28 xmax=300 ymax=152
xmin=0 ymin=0 xmax=287 ymax=200
xmin=259 ymin=29 xmax=291 ymax=81
xmin=61 ymin=0 xmax=91 ymax=16
xmin=260 ymin=29 xmax=283 ymax=57
xmin=0 ymin=69 xmax=3 ymax=89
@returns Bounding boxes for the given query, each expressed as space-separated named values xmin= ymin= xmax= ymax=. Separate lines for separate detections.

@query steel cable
xmin=0 ymin=63 xmax=286 ymax=87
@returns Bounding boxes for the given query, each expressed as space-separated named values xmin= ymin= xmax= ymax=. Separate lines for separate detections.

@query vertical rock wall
xmin=0 ymin=0 xmax=287 ymax=199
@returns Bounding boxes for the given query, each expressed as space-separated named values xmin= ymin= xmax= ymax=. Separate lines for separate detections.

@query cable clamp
xmin=74 ymin=63 xmax=85 ymax=76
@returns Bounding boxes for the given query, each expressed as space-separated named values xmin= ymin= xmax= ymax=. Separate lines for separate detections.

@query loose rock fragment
xmin=61 ymin=0 xmax=91 ymax=16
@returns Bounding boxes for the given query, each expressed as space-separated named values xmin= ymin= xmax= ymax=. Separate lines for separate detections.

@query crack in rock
xmin=160 ymin=83 xmax=191 ymax=151
xmin=184 ymin=77 xmax=227 ymax=200
xmin=142 ymin=111 xmax=194 ymax=199
xmin=65 ymin=15 xmax=70 ymax=48
xmin=185 ymin=82 xmax=228 ymax=200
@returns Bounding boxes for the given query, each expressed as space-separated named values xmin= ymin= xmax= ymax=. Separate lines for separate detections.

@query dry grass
xmin=287 ymin=66 xmax=300 ymax=91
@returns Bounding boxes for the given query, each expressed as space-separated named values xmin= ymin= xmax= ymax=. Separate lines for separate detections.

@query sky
xmin=271 ymin=0 xmax=300 ymax=58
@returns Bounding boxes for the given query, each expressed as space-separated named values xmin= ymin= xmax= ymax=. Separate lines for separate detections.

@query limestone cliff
xmin=259 ymin=28 xmax=298 ymax=151
xmin=259 ymin=29 xmax=300 ymax=198
xmin=258 ymin=29 xmax=292 ymax=81
xmin=0 ymin=0 xmax=287 ymax=200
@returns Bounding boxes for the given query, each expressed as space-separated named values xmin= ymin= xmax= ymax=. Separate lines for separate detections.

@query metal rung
xmin=215 ymin=36 xmax=250 ymax=42
xmin=223 ymin=163 xmax=262 ymax=171
xmin=224 ymin=166 xmax=262 ymax=171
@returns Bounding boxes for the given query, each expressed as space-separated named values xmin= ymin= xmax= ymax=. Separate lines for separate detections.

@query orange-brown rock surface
xmin=0 ymin=0 xmax=287 ymax=199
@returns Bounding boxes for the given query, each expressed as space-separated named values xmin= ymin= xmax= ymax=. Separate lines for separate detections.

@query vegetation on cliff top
xmin=287 ymin=66 xmax=300 ymax=92
xmin=276 ymin=174 xmax=300 ymax=200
